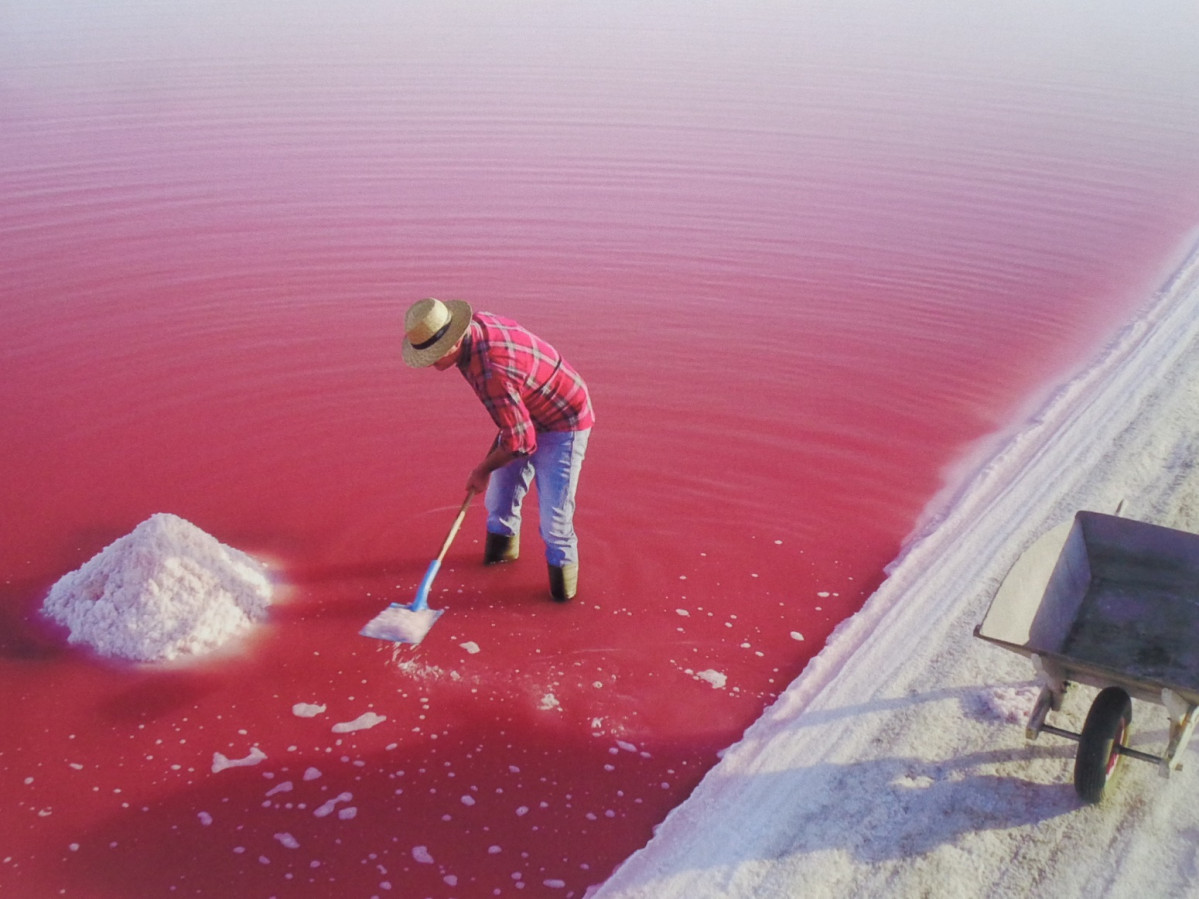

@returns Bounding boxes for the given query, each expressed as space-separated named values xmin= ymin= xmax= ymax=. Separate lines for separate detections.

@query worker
xmin=402 ymin=297 xmax=593 ymax=601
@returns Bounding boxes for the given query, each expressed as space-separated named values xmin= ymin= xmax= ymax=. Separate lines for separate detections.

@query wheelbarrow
xmin=975 ymin=510 xmax=1199 ymax=803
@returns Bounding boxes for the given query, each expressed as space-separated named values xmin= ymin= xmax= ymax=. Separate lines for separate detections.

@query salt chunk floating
xmin=42 ymin=513 xmax=272 ymax=662
xmin=212 ymin=746 xmax=267 ymax=774
xmin=314 ymin=792 xmax=353 ymax=818
xmin=292 ymin=703 xmax=327 ymax=718
xmin=332 ymin=712 xmax=387 ymax=733
xmin=274 ymin=833 xmax=300 ymax=850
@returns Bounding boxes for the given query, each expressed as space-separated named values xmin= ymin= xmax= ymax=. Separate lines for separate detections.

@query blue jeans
xmin=485 ymin=428 xmax=590 ymax=567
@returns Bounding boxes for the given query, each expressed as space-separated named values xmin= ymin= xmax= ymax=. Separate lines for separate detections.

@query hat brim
xmin=402 ymin=299 xmax=473 ymax=368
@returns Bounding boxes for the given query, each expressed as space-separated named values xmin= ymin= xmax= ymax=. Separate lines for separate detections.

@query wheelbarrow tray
xmin=976 ymin=511 xmax=1199 ymax=798
xmin=977 ymin=511 xmax=1199 ymax=706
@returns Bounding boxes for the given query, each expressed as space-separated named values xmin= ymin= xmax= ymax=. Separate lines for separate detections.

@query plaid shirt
xmin=457 ymin=312 xmax=594 ymax=455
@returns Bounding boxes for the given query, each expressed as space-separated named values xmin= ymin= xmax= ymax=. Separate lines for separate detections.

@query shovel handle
xmin=434 ymin=489 xmax=475 ymax=565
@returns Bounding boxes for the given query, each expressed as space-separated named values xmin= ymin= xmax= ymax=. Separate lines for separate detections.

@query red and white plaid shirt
xmin=457 ymin=312 xmax=594 ymax=455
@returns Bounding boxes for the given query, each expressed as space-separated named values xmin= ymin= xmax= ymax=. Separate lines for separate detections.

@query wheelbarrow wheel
xmin=1074 ymin=686 xmax=1132 ymax=804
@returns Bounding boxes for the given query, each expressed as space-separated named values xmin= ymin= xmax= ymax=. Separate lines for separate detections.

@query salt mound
xmin=42 ymin=513 xmax=272 ymax=662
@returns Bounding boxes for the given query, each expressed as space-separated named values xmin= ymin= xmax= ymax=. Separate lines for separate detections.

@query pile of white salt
xmin=42 ymin=513 xmax=272 ymax=662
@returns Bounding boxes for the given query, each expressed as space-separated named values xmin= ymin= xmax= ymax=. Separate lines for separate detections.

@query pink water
xmin=4 ymin=3 xmax=1199 ymax=896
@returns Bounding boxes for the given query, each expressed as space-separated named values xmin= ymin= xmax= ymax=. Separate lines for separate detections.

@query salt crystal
xmin=41 ymin=513 xmax=271 ymax=662
xmin=314 ymin=792 xmax=353 ymax=818
xmin=332 ymin=712 xmax=387 ymax=733
xmin=292 ymin=703 xmax=326 ymax=718
xmin=412 ymin=845 xmax=434 ymax=864
xmin=695 ymin=669 xmax=727 ymax=689
xmin=212 ymin=747 xmax=267 ymax=773
xmin=979 ymin=685 xmax=1040 ymax=724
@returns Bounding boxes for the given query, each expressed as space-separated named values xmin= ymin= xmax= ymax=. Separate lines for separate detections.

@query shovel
xmin=360 ymin=489 xmax=475 ymax=644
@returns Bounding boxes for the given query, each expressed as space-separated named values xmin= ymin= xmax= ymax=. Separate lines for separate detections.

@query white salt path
xmin=592 ymin=245 xmax=1199 ymax=898
xmin=42 ymin=513 xmax=272 ymax=662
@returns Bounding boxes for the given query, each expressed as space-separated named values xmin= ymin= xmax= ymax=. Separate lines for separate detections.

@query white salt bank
xmin=42 ymin=513 xmax=272 ymax=662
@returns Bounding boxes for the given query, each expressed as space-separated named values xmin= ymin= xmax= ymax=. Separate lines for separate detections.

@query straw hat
xmin=402 ymin=297 xmax=473 ymax=367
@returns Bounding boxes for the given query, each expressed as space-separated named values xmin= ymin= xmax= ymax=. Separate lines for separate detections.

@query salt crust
xmin=42 ymin=512 xmax=272 ymax=662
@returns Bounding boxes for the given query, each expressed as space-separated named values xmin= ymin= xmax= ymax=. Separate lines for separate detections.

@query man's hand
xmin=466 ymin=465 xmax=491 ymax=496
xmin=466 ymin=444 xmax=522 ymax=496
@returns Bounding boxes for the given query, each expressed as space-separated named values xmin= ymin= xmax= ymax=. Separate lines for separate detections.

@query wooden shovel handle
xmin=434 ymin=489 xmax=475 ymax=564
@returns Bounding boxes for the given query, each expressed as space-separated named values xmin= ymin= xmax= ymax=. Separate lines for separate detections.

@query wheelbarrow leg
xmin=1028 ymin=655 xmax=1068 ymax=740
xmin=1027 ymin=688 xmax=1055 ymax=740
xmin=1161 ymin=689 xmax=1198 ymax=776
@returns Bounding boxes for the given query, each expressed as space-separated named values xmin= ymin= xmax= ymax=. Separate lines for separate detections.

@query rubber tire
xmin=1074 ymin=686 xmax=1133 ymax=804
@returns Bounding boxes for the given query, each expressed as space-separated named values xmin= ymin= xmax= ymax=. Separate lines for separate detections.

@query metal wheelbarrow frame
xmin=975 ymin=510 xmax=1199 ymax=802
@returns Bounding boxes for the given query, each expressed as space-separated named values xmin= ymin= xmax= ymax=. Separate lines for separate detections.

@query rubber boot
xmin=548 ymin=563 xmax=578 ymax=602
xmin=483 ymin=531 xmax=519 ymax=565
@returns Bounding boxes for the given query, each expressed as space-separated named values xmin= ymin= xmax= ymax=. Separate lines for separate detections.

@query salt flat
xmin=593 ymin=240 xmax=1199 ymax=898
